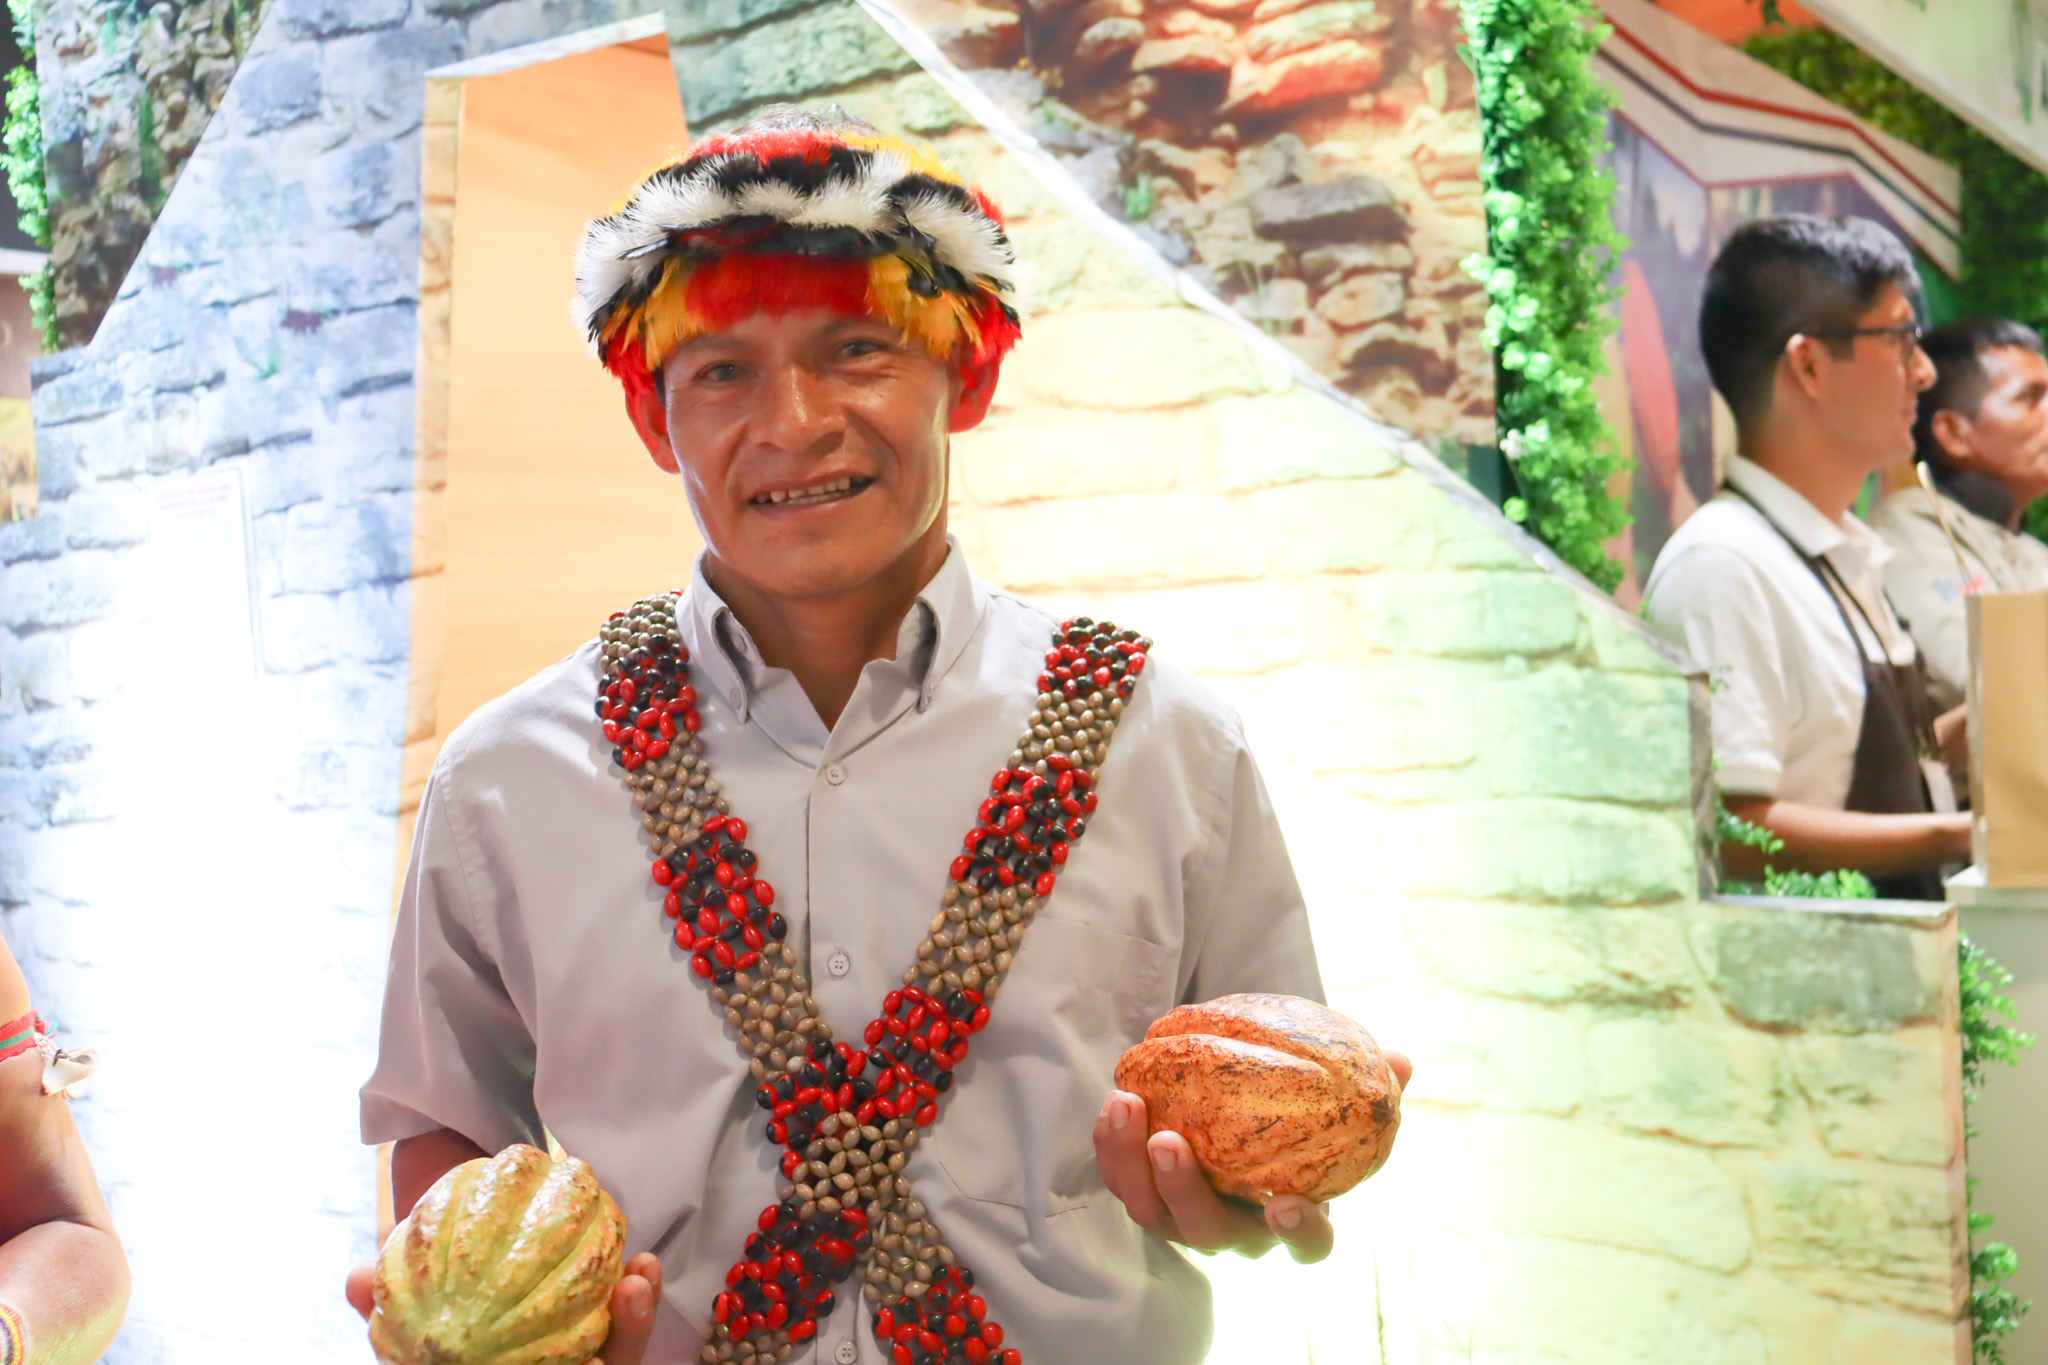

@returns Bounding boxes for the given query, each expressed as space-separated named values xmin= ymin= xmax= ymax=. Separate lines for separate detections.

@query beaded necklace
xmin=599 ymin=594 xmax=1150 ymax=1365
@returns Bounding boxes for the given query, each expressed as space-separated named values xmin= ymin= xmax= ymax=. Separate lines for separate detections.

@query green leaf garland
xmin=1460 ymin=0 xmax=1631 ymax=591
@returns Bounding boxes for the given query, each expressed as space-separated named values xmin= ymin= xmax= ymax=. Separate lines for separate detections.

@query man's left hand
xmin=345 ymin=1252 xmax=664 ymax=1364
xmin=1093 ymin=1049 xmax=1410 ymax=1264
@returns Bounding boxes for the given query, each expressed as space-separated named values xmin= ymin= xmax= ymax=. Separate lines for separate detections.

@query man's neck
xmin=705 ymin=537 xmax=948 ymax=730
xmin=1743 ymin=425 xmax=1870 ymax=525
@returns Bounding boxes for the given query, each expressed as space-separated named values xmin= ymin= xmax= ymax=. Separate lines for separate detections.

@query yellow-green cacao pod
xmin=370 ymin=1144 xmax=627 ymax=1365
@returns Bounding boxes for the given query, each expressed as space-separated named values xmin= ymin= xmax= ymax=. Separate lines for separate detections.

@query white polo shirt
xmin=1643 ymin=454 xmax=1919 ymax=809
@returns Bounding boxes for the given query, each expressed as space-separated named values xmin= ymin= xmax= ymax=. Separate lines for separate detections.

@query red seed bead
xmin=968 ymin=1296 xmax=986 ymax=1321
xmin=915 ymin=1102 xmax=938 ymax=1126
xmin=651 ymin=860 xmax=674 ymax=886
xmin=726 ymin=818 xmax=748 ymax=841
xmin=791 ymin=1320 xmax=817 ymax=1342
xmin=878 ymin=1309 xmax=896 ymax=1336
xmin=893 ymin=1346 xmax=912 ymax=1365
xmin=754 ymin=880 xmax=776 ymax=907
xmin=683 ymin=708 xmax=701 ymax=732
xmin=966 ymin=1340 xmax=989 ymax=1364
xmin=1034 ymin=872 xmax=1056 ymax=897
xmin=691 ymin=952 xmax=714 ymax=977
xmin=946 ymin=1315 xmax=967 ymax=1337
xmin=919 ymin=1330 xmax=943 ymax=1353
xmin=983 ymin=1324 xmax=1004 ymax=1348
xmin=758 ymin=1206 xmax=779 ymax=1232
xmin=707 ymin=815 xmax=728 ymax=833
xmin=950 ymin=855 xmax=972 ymax=881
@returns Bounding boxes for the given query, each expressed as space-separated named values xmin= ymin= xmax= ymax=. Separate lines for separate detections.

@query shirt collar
xmin=1724 ymin=452 xmax=1895 ymax=578
xmin=676 ymin=538 xmax=988 ymax=724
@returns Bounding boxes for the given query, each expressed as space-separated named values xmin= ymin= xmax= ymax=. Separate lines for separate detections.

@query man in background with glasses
xmin=1644 ymin=214 xmax=1968 ymax=898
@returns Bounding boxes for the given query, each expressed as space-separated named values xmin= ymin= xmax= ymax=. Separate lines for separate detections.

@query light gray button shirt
xmin=360 ymin=545 xmax=1323 ymax=1365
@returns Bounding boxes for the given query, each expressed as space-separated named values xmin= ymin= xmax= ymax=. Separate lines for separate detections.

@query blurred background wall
xmin=0 ymin=1 xmax=1987 ymax=1361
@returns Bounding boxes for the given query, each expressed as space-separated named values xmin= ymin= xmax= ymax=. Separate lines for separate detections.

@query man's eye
xmin=841 ymin=338 xmax=887 ymax=358
xmin=698 ymin=362 xmax=742 ymax=383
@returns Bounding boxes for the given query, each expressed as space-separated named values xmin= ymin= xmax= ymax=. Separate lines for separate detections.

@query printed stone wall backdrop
xmin=677 ymin=0 xmax=1491 ymax=445
xmin=34 ymin=0 xmax=271 ymax=348
xmin=0 ymin=1 xmax=1972 ymax=1361
xmin=0 ymin=2 xmax=662 ymax=1360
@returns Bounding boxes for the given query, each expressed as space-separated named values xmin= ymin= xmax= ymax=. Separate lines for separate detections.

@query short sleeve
xmin=359 ymin=761 xmax=545 ymax=1152
xmin=1643 ymin=544 xmax=1794 ymax=799
xmin=1179 ymin=728 xmax=1325 ymax=1007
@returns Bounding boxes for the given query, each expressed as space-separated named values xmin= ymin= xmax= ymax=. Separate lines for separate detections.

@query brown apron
xmin=1730 ymin=489 xmax=1945 ymax=900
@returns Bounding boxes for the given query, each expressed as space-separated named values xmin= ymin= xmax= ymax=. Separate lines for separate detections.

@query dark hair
xmin=1914 ymin=318 xmax=2045 ymax=467
xmin=1698 ymin=214 xmax=1921 ymax=429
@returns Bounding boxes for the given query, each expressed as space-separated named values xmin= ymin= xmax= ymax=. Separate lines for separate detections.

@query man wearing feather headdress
xmin=353 ymin=107 xmax=1400 ymax=1365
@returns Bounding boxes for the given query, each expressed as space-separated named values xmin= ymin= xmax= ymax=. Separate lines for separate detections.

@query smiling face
xmin=626 ymin=307 xmax=996 ymax=606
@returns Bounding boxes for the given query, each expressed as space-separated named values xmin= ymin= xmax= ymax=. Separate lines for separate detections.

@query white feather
xmin=901 ymin=192 xmax=1016 ymax=289
xmin=735 ymin=179 xmax=811 ymax=224
xmin=789 ymin=168 xmax=891 ymax=233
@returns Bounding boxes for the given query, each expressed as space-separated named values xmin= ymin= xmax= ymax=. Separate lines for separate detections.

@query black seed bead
xmin=958 ymin=1268 xmax=975 ymax=1289
xmin=934 ymin=1070 xmax=953 ymax=1092
xmin=757 ymin=1085 xmax=777 ymax=1110
xmin=611 ymin=747 xmax=625 ymax=765
xmin=780 ymin=1197 xmax=803 ymax=1223
xmin=744 ymin=1234 xmax=768 ymax=1263
xmin=735 ymin=847 xmax=758 ymax=870
xmin=814 ymin=1290 xmax=837 ymax=1317
xmin=1069 ymin=817 xmax=1087 ymax=839
xmin=852 ymin=1076 xmax=874 ymax=1102
xmin=594 ymin=699 xmax=607 ymax=718
xmin=769 ymin=913 xmax=788 ymax=938
xmin=810 ymin=1040 xmax=835 ymax=1062
xmin=714 ymin=967 xmax=735 ymax=985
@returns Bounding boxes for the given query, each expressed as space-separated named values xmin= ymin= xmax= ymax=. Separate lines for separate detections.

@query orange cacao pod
xmin=1114 ymin=993 xmax=1401 ymax=1203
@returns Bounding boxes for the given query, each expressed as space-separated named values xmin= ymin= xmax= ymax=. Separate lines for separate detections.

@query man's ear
xmin=1782 ymin=334 xmax=1829 ymax=402
xmin=949 ymin=354 xmax=1003 ymax=434
xmin=624 ymin=370 xmax=680 ymax=475
xmin=1930 ymin=407 xmax=1975 ymax=467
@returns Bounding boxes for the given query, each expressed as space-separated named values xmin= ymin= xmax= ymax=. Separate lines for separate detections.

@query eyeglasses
xmin=1803 ymin=322 xmax=1924 ymax=363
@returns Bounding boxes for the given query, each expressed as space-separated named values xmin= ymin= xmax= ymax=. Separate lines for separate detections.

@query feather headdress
xmin=575 ymin=107 xmax=1022 ymax=402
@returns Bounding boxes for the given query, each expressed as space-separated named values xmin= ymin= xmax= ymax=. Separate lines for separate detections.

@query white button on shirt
xmin=361 ymin=544 xmax=1322 ymax=1365
xmin=1644 ymin=454 xmax=1919 ymax=808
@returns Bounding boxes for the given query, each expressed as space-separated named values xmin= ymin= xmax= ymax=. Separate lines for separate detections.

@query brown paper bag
xmin=1968 ymin=591 xmax=2048 ymax=885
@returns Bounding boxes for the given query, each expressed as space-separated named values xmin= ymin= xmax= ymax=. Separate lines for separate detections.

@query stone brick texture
xmin=671 ymin=11 xmax=1969 ymax=1358
xmin=1 ymin=2 xmax=655 ymax=1361
xmin=0 ymin=3 xmax=1968 ymax=1363
xmin=881 ymin=0 xmax=1493 ymax=444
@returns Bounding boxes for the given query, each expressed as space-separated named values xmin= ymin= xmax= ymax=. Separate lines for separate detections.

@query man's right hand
xmin=344 ymin=1253 xmax=664 ymax=1365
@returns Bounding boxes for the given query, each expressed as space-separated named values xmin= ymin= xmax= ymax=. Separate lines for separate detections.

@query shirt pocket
xmin=926 ymin=915 xmax=1176 ymax=1214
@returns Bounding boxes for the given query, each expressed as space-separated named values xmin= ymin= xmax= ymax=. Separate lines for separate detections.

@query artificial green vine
xmin=1 ymin=0 xmax=51 ymax=350
xmin=1459 ymin=0 xmax=1631 ymax=591
xmin=1960 ymin=937 xmax=2032 ymax=1363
